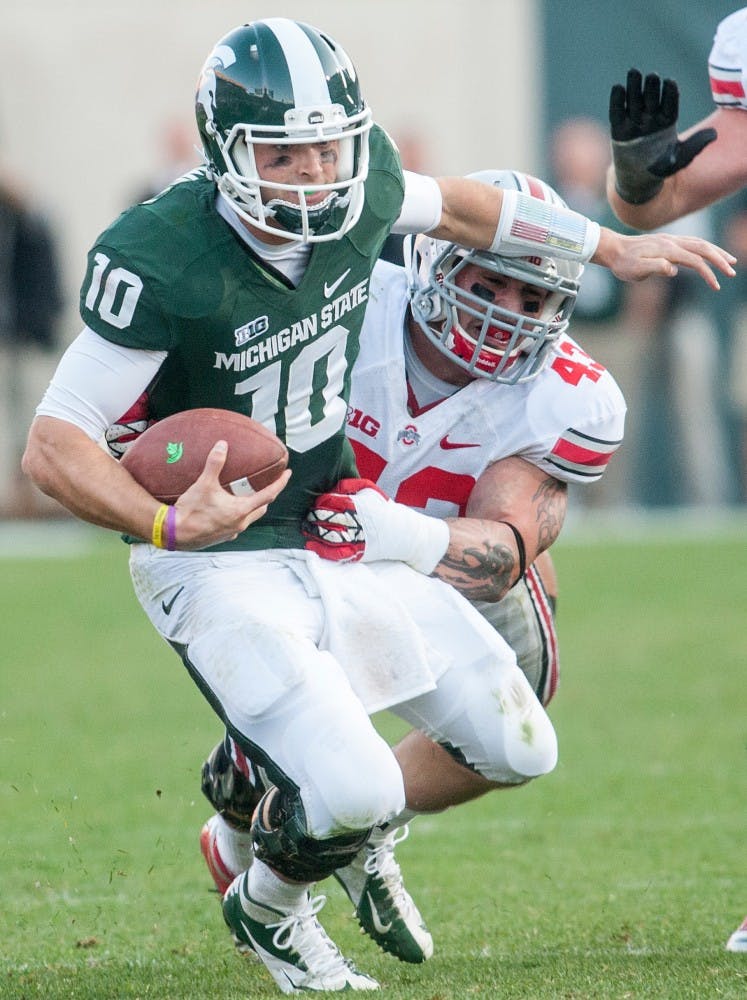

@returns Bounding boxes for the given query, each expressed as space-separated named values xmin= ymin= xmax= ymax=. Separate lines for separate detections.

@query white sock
xmin=214 ymin=814 xmax=255 ymax=874
xmin=248 ymin=858 xmax=310 ymax=913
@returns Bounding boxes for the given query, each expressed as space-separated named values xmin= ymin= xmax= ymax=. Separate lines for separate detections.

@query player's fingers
xmin=660 ymin=78 xmax=679 ymax=124
xmin=642 ymin=72 xmax=662 ymax=116
xmin=626 ymin=67 xmax=644 ymax=120
xmin=654 ymin=240 xmax=728 ymax=290
xmin=609 ymin=83 xmax=627 ymax=133
xmin=675 ymin=236 xmax=736 ymax=275
xmin=231 ymin=466 xmax=290 ymax=516
xmin=673 ymin=254 xmax=718 ymax=290
xmin=257 ymin=467 xmax=291 ymax=503
xmin=235 ymin=470 xmax=291 ymax=528
xmin=197 ymin=439 xmax=229 ymax=484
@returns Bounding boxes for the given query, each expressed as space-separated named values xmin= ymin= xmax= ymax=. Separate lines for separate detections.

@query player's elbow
xmin=22 ymin=448 xmax=51 ymax=497
xmin=22 ymin=418 xmax=64 ymax=495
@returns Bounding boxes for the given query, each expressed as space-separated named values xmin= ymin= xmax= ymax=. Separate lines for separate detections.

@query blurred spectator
xmin=0 ymin=168 xmax=63 ymax=516
xmin=550 ymin=118 xmax=625 ymax=322
xmin=549 ymin=117 xmax=732 ymax=508
xmin=632 ymin=210 xmax=732 ymax=507
xmin=548 ymin=117 xmax=640 ymax=508
xmin=132 ymin=117 xmax=202 ymax=204
xmin=723 ymin=193 xmax=747 ymax=501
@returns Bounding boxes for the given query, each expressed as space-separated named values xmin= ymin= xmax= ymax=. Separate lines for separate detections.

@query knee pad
xmin=429 ymin=666 xmax=558 ymax=787
xmin=251 ymin=786 xmax=370 ymax=882
xmin=499 ymin=670 xmax=558 ymax=782
xmin=201 ymin=739 xmax=265 ymax=831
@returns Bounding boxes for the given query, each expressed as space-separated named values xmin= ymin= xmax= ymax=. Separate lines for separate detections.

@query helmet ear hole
xmin=232 ymin=134 xmax=253 ymax=178
xmin=336 ymin=137 xmax=354 ymax=183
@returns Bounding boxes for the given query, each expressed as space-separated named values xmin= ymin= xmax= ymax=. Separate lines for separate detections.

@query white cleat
xmin=223 ymin=872 xmax=379 ymax=993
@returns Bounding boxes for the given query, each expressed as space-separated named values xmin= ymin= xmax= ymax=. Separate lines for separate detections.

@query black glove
xmin=609 ymin=68 xmax=717 ymax=204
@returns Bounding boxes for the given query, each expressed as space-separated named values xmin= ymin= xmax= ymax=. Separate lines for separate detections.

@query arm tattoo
xmin=434 ymin=475 xmax=567 ymax=602
xmin=437 ymin=541 xmax=515 ymax=602
xmin=533 ymin=477 xmax=567 ymax=552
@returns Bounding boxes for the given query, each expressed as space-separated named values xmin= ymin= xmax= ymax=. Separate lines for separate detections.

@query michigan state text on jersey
xmin=80 ymin=127 xmax=404 ymax=550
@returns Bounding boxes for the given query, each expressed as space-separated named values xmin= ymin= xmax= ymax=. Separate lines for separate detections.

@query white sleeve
xmin=35 ymin=327 xmax=166 ymax=440
xmin=709 ymin=8 xmax=747 ymax=110
xmin=390 ymin=171 xmax=443 ymax=234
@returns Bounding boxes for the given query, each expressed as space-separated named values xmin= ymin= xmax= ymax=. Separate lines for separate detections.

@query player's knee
xmin=306 ymin=733 xmax=405 ymax=832
xmin=251 ymin=786 xmax=371 ymax=882
xmin=505 ymin=700 xmax=558 ymax=781
xmin=464 ymin=667 xmax=558 ymax=785
xmin=325 ymin=765 xmax=404 ymax=831
xmin=497 ymin=671 xmax=558 ymax=782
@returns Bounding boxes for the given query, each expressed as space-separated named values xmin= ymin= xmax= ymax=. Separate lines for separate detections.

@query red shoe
xmin=199 ymin=815 xmax=243 ymax=896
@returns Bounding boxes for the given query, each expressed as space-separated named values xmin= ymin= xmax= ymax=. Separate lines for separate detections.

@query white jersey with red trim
xmin=347 ymin=261 xmax=626 ymax=518
xmin=709 ymin=7 xmax=747 ymax=109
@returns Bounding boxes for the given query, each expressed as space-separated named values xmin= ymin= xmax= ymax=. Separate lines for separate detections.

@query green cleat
xmin=334 ymin=825 xmax=433 ymax=964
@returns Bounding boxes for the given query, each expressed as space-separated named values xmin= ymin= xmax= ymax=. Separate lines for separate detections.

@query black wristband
xmin=497 ymin=520 xmax=526 ymax=581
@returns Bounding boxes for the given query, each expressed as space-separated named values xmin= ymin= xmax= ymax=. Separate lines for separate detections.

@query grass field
xmin=2 ymin=519 xmax=746 ymax=999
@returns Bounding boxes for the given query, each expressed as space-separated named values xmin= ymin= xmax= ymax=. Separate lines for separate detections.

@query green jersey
xmin=80 ymin=126 xmax=404 ymax=550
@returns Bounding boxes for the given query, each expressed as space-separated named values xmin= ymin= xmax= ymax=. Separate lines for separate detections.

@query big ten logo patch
xmin=347 ymin=406 xmax=380 ymax=438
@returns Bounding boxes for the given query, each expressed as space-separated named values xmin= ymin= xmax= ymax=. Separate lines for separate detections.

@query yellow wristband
xmin=152 ymin=504 xmax=169 ymax=548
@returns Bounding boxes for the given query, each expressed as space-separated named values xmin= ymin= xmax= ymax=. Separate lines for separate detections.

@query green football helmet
xmin=196 ymin=18 xmax=372 ymax=242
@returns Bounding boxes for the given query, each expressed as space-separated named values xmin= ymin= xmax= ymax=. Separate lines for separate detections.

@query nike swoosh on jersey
xmin=439 ymin=435 xmax=480 ymax=450
xmin=323 ymin=268 xmax=351 ymax=298
xmin=161 ymin=585 xmax=185 ymax=615
xmin=366 ymin=891 xmax=393 ymax=934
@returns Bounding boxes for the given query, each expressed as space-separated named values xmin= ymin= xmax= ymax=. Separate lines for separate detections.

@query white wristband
xmin=490 ymin=189 xmax=600 ymax=263
xmin=355 ymin=491 xmax=450 ymax=574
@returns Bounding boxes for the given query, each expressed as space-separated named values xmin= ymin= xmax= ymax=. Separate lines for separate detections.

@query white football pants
xmin=129 ymin=544 xmax=557 ymax=839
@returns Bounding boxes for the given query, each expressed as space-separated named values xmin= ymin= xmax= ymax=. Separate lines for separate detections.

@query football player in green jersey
xmin=23 ymin=17 xmax=737 ymax=995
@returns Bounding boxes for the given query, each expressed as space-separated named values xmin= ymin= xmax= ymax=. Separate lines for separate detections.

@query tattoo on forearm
xmin=534 ymin=477 xmax=567 ymax=552
xmin=437 ymin=542 xmax=514 ymax=602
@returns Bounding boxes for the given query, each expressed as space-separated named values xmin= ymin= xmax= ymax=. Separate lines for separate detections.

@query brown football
xmin=120 ymin=408 xmax=288 ymax=503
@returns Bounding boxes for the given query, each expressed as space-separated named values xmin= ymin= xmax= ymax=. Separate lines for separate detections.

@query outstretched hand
xmin=594 ymin=228 xmax=736 ymax=290
xmin=609 ymin=69 xmax=717 ymax=204
xmin=174 ymin=441 xmax=291 ymax=550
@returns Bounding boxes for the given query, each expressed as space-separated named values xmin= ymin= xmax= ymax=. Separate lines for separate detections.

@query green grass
xmin=2 ymin=522 xmax=746 ymax=998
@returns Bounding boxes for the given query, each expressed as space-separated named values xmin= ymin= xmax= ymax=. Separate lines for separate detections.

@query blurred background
xmin=1 ymin=0 xmax=745 ymax=519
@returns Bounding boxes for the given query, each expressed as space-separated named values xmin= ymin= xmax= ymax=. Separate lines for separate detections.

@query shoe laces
xmin=267 ymin=894 xmax=354 ymax=978
xmin=363 ymin=825 xmax=412 ymax=905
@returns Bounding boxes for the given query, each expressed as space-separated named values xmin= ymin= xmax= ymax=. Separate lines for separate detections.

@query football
xmin=120 ymin=408 xmax=288 ymax=503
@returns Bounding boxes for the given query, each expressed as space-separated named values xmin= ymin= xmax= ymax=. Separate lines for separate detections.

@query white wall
xmin=0 ymin=0 xmax=540 ymax=511
xmin=1 ymin=0 xmax=540 ymax=333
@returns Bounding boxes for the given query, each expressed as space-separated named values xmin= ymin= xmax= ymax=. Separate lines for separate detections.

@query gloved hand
xmin=302 ymin=478 xmax=450 ymax=574
xmin=609 ymin=68 xmax=717 ymax=205
xmin=104 ymin=391 xmax=151 ymax=458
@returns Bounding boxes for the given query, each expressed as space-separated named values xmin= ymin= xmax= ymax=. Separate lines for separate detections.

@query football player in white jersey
xmin=197 ymin=169 xmax=626 ymax=964
xmin=607 ymin=7 xmax=747 ymax=229
xmin=22 ymin=14 xmax=737 ymax=991
xmin=606 ymin=8 xmax=747 ymax=952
